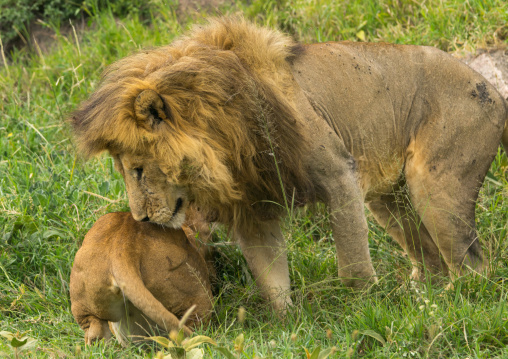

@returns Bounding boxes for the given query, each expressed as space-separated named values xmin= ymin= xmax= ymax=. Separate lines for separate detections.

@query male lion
xmin=70 ymin=212 xmax=212 ymax=346
xmin=72 ymin=17 xmax=508 ymax=312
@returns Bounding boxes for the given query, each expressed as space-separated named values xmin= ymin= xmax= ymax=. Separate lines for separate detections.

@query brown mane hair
xmin=72 ymin=17 xmax=314 ymax=229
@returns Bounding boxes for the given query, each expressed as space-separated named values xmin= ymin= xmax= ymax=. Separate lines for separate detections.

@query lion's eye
xmin=134 ymin=167 xmax=143 ymax=181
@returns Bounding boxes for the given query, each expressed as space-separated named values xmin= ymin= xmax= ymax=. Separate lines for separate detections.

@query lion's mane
xmin=72 ymin=17 xmax=314 ymax=228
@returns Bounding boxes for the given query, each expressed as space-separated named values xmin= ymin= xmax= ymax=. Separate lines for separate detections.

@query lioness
xmin=72 ymin=17 xmax=508 ymax=312
xmin=70 ymin=212 xmax=212 ymax=346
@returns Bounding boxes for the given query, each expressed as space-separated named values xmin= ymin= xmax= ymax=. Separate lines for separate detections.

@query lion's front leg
xmin=235 ymin=220 xmax=291 ymax=313
xmin=311 ymin=149 xmax=377 ymax=289
xmin=329 ymin=191 xmax=378 ymax=289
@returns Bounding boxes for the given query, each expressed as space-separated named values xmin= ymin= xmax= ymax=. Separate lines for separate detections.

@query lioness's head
xmin=71 ymin=17 xmax=314 ymax=229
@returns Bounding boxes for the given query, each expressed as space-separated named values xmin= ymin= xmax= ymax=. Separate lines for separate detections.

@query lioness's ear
xmin=134 ymin=89 xmax=173 ymax=131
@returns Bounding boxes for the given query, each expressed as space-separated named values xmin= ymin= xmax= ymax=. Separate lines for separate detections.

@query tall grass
xmin=0 ymin=0 xmax=507 ymax=357
xmin=246 ymin=0 xmax=508 ymax=51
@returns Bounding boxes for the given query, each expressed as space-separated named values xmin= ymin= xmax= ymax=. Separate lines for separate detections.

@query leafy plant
xmin=0 ymin=330 xmax=37 ymax=358
xmin=210 ymin=333 xmax=245 ymax=358
xmin=150 ymin=332 xmax=216 ymax=359
xmin=304 ymin=346 xmax=338 ymax=359
xmin=146 ymin=305 xmax=217 ymax=359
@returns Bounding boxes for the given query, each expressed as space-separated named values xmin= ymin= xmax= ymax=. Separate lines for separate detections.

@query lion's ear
xmin=134 ymin=89 xmax=173 ymax=130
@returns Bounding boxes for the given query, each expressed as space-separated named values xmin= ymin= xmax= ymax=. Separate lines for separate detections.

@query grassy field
xmin=0 ymin=0 xmax=507 ymax=357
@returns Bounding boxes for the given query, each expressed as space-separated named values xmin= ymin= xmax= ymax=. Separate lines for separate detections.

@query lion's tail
xmin=112 ymin=260 xmax=192 ymax=337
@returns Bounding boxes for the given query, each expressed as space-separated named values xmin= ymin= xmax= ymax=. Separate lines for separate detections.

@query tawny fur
xmin=72 ymin=17 xmax=314 ymax=230
xmin=70 ymin=212 xmax=213 ymax=346
xmin=72 ymin=17 xmax=508 ymax=310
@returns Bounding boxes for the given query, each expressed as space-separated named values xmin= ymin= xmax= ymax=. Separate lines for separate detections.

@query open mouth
xmin=172 ymin=198 xmax=183 ymax=218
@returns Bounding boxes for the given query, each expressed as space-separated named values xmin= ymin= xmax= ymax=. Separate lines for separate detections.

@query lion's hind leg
xmin=404 ymin=136 xmax=497 ymax=278
xmin=367 ymin=183 xmax=448 ymax=282
xmin=401 ymin=67 xmax=506 ymax=278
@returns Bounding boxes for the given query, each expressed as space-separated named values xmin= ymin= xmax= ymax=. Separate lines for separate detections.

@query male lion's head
xmin=112 ymin=153 xmax=188 ymax=227
xmin=72 ymin=17 xmax=314 ymax=229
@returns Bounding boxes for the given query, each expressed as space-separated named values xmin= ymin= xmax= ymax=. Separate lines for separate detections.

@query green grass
xmin=1 ymin=0 xmax=507 ymax=357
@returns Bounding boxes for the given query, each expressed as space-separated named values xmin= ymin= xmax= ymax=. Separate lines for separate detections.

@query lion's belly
xmin=356 ymin=154 xmax=405 ymax=201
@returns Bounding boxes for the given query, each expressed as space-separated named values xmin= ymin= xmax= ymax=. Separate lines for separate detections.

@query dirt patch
xmin=0 ymin=1 xmax=229 ymax=63
xmin=470 ymin=82 xmax=494 ymax=105
xmin=462 ymin=48 xmax=508 ymax=100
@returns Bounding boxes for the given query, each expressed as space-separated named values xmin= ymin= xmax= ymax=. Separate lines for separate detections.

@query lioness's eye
xmin=134 ymin=167 xmax=143 ymax=181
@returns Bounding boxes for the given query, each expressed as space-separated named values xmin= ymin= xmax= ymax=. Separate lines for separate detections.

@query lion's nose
xmin=140 ymin=216 xmax=150 ymax=222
